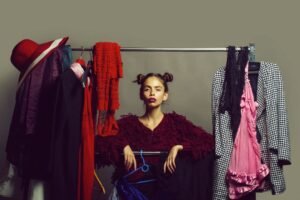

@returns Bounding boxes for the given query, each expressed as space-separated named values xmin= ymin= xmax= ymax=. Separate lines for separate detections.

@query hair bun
xmin=162 ymin=72 xmax=173 ymax=82
xmin=134 ymin=74 xmax=145 ymax=84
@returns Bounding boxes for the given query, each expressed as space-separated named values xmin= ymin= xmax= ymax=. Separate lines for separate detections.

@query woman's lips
xmin=148 ymin=98 xmax=156 ymax=102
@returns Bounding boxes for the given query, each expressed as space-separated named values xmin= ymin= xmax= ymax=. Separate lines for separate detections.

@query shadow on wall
xmin=0 ymin=73 xmax=19 ymax=177
xmin=0 ymin=71 xmax=20 ymax=199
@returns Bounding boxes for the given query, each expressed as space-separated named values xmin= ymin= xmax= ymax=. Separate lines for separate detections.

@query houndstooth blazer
xmin=211 ymin=62 xmax=291 ymax=200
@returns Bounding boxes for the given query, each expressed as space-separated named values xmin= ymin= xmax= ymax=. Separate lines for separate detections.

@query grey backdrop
xmin=0 ymin=1 xmax=299 ymax=199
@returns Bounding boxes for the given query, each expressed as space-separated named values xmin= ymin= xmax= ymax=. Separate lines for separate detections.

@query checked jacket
xmin=211 ymin=62 xmax=291 ymax=200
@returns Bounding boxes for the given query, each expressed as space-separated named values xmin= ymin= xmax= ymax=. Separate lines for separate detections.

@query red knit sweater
xmin=95 ymin=112 xmax=215 ymax=182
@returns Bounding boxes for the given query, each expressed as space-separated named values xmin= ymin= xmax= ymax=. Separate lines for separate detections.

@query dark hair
xmin=133 ymin=72 xmax=173 ymax=99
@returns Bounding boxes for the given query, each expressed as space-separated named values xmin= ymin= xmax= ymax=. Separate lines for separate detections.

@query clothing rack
xmin=72 ymin=46 xmax=252 ymax=53
xmin=72 ymin=44 xmax=258 ymax=74
xmin=72 ymin=43 xmax=256 ymax=62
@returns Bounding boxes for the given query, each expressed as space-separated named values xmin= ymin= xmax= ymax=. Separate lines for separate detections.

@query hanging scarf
xmin=219 ymin=46 xmax=249 ymax=139
xmin=93 ymin=42 xmax=123 ymax=136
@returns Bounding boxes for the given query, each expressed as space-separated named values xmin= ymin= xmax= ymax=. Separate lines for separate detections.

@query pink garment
xmin=70 ymin=62 xmax=91 ymax=86
xmin=70 ymin=62 xmax=84 ymax=80
xmin=227 ymin=63 xmax=269 ymax=199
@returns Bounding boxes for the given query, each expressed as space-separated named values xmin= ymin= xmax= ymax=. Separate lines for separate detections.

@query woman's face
xmin=141 ymin=76 xmax=168 ymax=108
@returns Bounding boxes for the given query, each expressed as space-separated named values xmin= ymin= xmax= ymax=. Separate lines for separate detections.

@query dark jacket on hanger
xmin=49 ymin=69 xmax=83 ymax=200
xmin=6 ymin=47 xmax=70 ymax=180
xmin=212 ymin=62 xmax=291 ymax=200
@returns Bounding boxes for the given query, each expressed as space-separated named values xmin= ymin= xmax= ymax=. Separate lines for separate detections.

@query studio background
xmin=0 ymin=1 xmax=299 ymax=199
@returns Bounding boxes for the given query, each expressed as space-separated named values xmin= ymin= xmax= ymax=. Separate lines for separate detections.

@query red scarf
xmin=93 ymin=42 xmax=123 ymax=136
xmin=77 ymin=42 xmax=123 ymax=200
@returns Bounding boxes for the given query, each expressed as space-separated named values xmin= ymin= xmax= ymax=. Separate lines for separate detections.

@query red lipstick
xmin=148 ymin=98 xmax=156 ymax=102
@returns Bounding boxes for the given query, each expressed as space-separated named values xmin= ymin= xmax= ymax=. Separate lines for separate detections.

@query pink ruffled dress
xmin=227 ymin=63 xmax=269 ymax=199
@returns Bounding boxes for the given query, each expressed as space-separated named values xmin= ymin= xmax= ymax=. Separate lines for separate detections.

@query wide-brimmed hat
xmin=10 ymin=37 xmax=68 ymax=88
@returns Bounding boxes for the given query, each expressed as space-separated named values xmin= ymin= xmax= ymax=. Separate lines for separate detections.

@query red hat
xmin=10 ymin=37 xmax=68 ymax=87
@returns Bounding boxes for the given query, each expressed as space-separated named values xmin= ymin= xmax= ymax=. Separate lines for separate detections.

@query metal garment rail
xmin=71 ymin=45 xmax=256 ymax=61
xmin=131 ymin=151 xmax=167 ymax=155
xmin=95 ymin=151 xmax=167 ymax=156
xmin=72 ymin=47 xmax=247 ymax=52
xmin=119 ymin=151 xmax=168 ymax=156
xmin=72 ymin=44 xmax=257 ymax=71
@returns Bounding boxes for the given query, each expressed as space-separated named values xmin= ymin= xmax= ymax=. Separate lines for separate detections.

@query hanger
xmin=81 ymin=61 xmax=92 ymax=88
xmin=80 ymin=47 xmax=95 ymax=88
xmin=76 ymin=46 xmax=86 ymax=67
xmin=123 ymin=150 xmax=156 ymax=185
xmin=248 ymin=43 xmax=260 ymax=74
xmin=115 ymin=151 xmax=152 ymax=200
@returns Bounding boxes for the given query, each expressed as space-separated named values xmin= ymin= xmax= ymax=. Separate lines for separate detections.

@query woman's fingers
xmin=127 ymin=154 xmax=132 ymax=170
xmin=124 ymin=153 xmax=136 ymax=170
xmin=123 ymin=145 xmax=137 ymax=171
xmin=164 ymin=156 xmax=176 ymax=173
xmin=124 ymin=154 xmax=129 ymax=169
xmin=164 ymin=144 xmax=182 ymax=173
xmin=168 ymin=157 xmax=175 ymax=173
xmin=171 ymin=156 xmax=176 ymax=171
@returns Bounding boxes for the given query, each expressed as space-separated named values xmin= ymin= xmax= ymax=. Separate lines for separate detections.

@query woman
xmin=96 ymin=72 xmax=215 ymax=200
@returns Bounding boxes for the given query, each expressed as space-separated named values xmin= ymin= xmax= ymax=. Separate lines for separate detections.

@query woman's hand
xmin=163 ymin=145 xmax=183 ymax=173
xmin=123 ymin=145 xmax=137 ymax=171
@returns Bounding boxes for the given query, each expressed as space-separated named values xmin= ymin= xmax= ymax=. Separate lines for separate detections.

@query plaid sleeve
xmin=274 ymin=65 xmax=291 ymax=165
xmin=211 ymin=67 xmax=225 ymax=157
